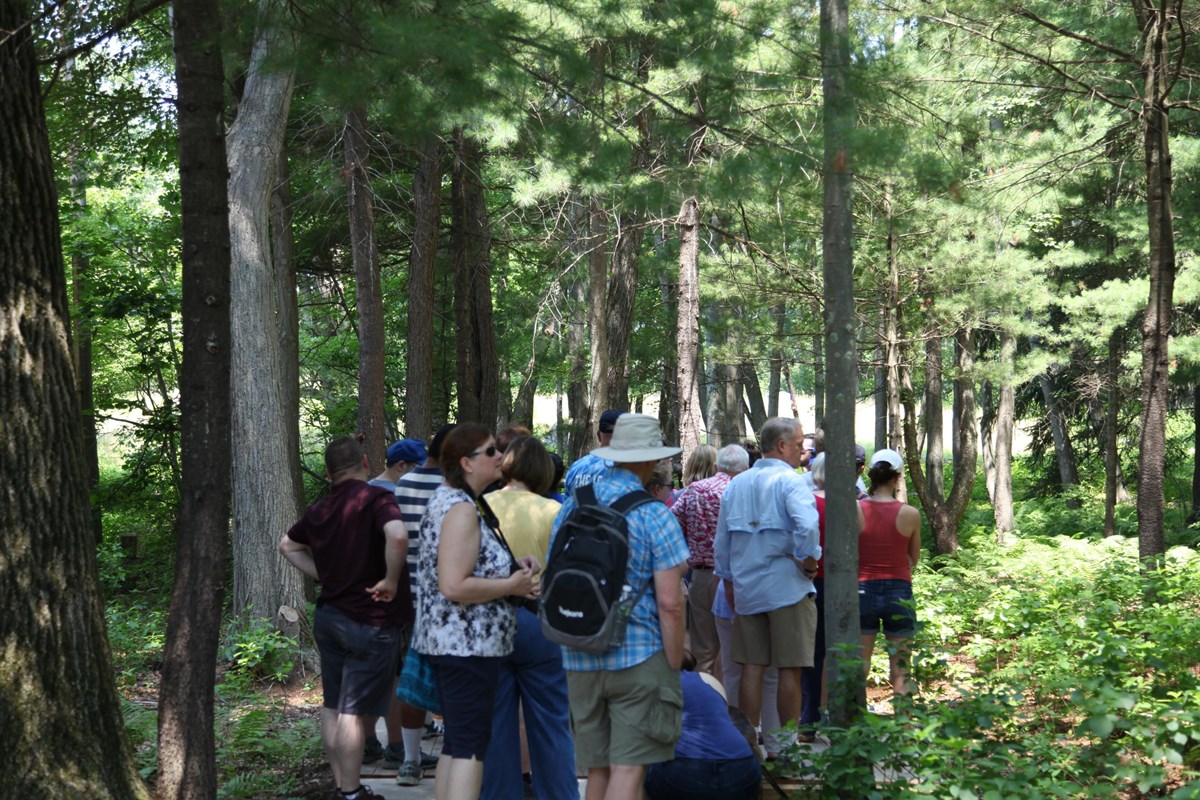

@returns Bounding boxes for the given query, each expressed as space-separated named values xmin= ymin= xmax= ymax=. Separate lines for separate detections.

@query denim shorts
xmin=858 ymin=579 xmax=916 ymax=638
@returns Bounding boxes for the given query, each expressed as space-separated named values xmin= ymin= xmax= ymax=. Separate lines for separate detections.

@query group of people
xmin=278 ymin=409 xmax=922 ymax=800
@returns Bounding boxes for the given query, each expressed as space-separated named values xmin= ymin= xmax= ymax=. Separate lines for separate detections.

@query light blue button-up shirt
xmin=713 ymin=457 xmax=821 ymax=616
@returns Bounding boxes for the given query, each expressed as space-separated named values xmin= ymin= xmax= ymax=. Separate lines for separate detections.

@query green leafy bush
xmin=219 ymin=615 xmax=299 ymax=685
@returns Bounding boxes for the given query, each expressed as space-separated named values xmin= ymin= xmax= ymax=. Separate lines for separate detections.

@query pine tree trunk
xmin=875 ymin=324 xmax=888 ymax=451
xmin=659 ymin=275 xmax=679 ymax=444
xmin=1134 ymin=0 xmax=1176 ymax=560
xmin=924 ymin=332 xmax=944 ymax=497
xmin=158 ymin=0 xmax=234 ymax=792
xmin=676 ymin=197 xmax=704 ymax=462
xmin=992 ymin=331 xmax=1016 ymax=541
xmin=567 ymin=270 xmax=589 ymax=461
xmin=741 ymin=361 xmax=768 ymax=435
xmin=768 ymin=303 xmax=784 ymax=418
xmin=1191 ymin=382 xmax=1200 ymax=524
xmin=584 ymin=199 xmax=610 ymax=446
xmin=812 ymin=331 xmax=825 ymax=428
xmin=0 ymin=3 xmax=148 ymax=794
xmin=450 ymin=132 xmax=498 ymax=428
xmin=344 ymin=104 xmax=385 ymax=469
xmin=819 ymin=0 xmax=865 ymax=737
xmin=69 ymin=153 xmax=102 ymax=544
xmin=606 ymin=213 xmax=642 ymax=409
xmin=228 ymin=7 xmax=305 ymax=624
xmin=405 ymin=136 xmax=440 ymax=442
xmin=271 ymin=143 xmax=304 ymax=521
xmin=980 ymin=378 xmax=996 ymax=503
xmin=1039 ymin=368 xmax=1080 ymax=506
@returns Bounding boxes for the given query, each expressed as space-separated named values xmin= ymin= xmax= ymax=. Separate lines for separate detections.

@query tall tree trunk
xmin=980 ymin=378 xmax=996 ymax=503
xmin=1105 ymin=329 xmax=1124 ymax=535
xmin=68 ymin=153 xmax=102 ymax=544
xmin=567 ymin=271 xmax=589 ymax=461
xmin=676 ymin=197 xmax=704 ymax=463
xmin=228 ymin=7 xmax=304 ymax=624
xmin=405 ymin=136 xmax=440 ymax=442
xmin=584 ymin=199 xmax=610 ymax=445
xmin=344 ymin=104 xmax=385 ymax=469
xmin=768 ymin=303 xmax=784 ymax=418
xmin=451 ymin=132 xmax=499 ymax=427
xmin=1134 ymin=0 xmax=1176 ymax=560
xmin=741 ymin=361 xmax=768 ymax=435
xmin=1191 ymin=381 xmax=1200 ymax=525
xmin=1038 ymin=367 xmax=1080 ymax=506
xmin=904 ymin=329 xmax=977 ymax=555
xmin=659 ymin=275 xmax=679 ymax=444
xmin=992 ymin=331 xmax=1016 ymax=541
xmin=271 ymin=142 xmax=304 ymax=527
xmin=875 ymin=326 xmax=888 ymax=452
xmin=812 ymin=331 xmax=825 ymax=428
xmin=819 ymin=0 xmax=865 ymax=739
xmin=158 ymin=0 xmax=234 ymax=792
xmin=924 ymin=332 xmax=944 ymax=498
xmin=605 ymin=213 xmax=642 ymax=409
xmin=0 ymin=2 xmax=148 ymax=795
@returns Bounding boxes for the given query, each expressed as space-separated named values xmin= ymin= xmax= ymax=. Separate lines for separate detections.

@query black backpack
xmin=539 ymin=484 xmax=655 ymax=654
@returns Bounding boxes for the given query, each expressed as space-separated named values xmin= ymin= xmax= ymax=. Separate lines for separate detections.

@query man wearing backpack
xmin=545 ymin=413 xmax=690 ymax=800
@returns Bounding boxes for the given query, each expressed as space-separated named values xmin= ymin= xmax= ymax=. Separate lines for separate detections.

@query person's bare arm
xmin=366 ymin=519 xmax=408 ymax=602
xmin=900 ymin=505 xmax=922 ymax=568
xmin=279 ymin=534 xmax=318 ymax=580
xmin=437 ymin=503 xmax=536 ymax=604
xmin=654 ymin=563 xmax=687 ymax=670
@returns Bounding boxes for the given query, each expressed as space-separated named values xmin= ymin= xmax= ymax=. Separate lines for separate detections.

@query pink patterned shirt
xmin=671 ymin=471 xmax=732 ymax=568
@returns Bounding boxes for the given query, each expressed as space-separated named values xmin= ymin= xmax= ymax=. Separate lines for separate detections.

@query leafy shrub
xmin=219 ymin=615 xmax=299 ymax=685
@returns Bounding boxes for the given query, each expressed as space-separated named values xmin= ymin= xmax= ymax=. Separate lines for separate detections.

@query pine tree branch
xmin=1013 ymin=6 xmax=1138 ymax=64
xmin=37 ymin=0 xmax=172 ymax=66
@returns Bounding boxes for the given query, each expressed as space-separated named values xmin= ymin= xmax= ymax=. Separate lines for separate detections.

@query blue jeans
xmin=481 ymin=608 xmax=577 ymax=800
xmin=644 ymin=756 xmax=761 ymax=800
xmin=799 ymin=577 xmax=825 ymax=729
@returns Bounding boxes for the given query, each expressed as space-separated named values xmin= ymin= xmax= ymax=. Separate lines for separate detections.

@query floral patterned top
xmin=671 ymin=471 xmax=732 ymax=568
xmin=412 ymin=485 xmax=516 ymax=657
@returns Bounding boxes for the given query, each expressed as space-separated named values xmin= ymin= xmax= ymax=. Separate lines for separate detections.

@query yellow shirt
xmin=486 ymin=489 xmax=562 ymax=571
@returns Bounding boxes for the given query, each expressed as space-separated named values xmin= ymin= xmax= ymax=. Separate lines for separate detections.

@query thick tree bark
xmin=875 ymin=329 xmax=888 ymax=451
xmin=812 ymin=331 xmax=825 ymax=427
xmin=344 ymin=104 xmax=385 ymax=469
xmin=450 ymin=131 xmax=499 ymax=427
xmin=676 ymin=197 xmax=704 ymax=463
xmin=157 ymin=0 xmax=234 ymax=794
xmin=924 ymin=332 xmax=944 ymax=497
xmin=68 ymin=154 xmax=103 ymax=545
xmin=0 ymin=3 xmax=148 ymax=795
xmin=991 ymin=331 xmax=1016 ymax=541
xmin=980 ymin=378 xmax=996 ymax=503
xmin=1038 ymin=367 xmax=1080 ymax=506
xmin=405 ymin=137 xmax=440 ymax=442
xmin=1133 ymin=0 xmax=1176 ymax=560
xmin=585 ymin=199 xmax=610 ymax=445
xmin=227 ymin=6 xmax=305 ymax=624
xmin=819 ymin=0 xmax=865 ymax=736
xmin=567 ymin=270 xmax=590 ymax=460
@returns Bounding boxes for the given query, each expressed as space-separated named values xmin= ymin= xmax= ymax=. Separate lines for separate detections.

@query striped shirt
xmin=394 ymin=466 xmax=444 ymax=602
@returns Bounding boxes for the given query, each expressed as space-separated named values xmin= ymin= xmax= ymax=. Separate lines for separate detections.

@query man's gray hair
xmin=716 ymin=444 xmax=750 ymax=474
xmin=760 ymin=417 xmax=802 ymax=455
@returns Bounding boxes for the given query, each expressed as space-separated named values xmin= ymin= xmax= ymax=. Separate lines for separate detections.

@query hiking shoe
xmin=420 ymin=751 xmax=438 ymax=770
xmin=382 ymin=743 xmax=404 ymax=769
xmin=363 ymin=738 xmax=385 ymax=764
xmin=396 ymin=761 xmax=423 ymax=786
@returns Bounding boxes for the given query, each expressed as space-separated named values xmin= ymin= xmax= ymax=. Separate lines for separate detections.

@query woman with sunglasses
xmin=412 ymin=423 xmax=540 ymax=800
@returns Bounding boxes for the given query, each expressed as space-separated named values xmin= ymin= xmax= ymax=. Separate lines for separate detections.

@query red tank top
xmin=858 ymin=499 xmax=912 ymax=582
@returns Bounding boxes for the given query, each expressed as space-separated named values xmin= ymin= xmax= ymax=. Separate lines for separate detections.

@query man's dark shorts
xmin=314 ymin=602 xmax=399 ymax=716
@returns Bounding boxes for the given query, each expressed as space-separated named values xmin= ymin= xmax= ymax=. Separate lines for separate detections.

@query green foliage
xmin=214 ymin=707 xmax=321 ymax=798
xmin=120 ymin=699 xmax=159 ymax=780
xmin=795 ymin=535 xmax=1200 ymax=796
xmin=106 ymin=600 xmax=167 ymax=687
xmin=219 ymin=616 xmax=300 ymax=686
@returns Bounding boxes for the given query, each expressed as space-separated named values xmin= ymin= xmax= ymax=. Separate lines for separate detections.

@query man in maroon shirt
xmin=279 ymin=436 xmax=408 ymax=800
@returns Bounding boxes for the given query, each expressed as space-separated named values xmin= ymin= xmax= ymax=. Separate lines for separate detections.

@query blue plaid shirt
xmin=549 ymin=467 xmax=690 ymax=671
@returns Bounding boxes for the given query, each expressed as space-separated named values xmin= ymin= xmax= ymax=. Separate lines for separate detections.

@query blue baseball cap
xmin=386 ymin=439 xmax=427 ymax=466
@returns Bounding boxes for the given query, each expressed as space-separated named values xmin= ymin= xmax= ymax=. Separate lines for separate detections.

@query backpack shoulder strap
xmin=610 ymin=489 xmax=655 ymax=515
xmin=577 ymin=483 xmax=599 ymax=508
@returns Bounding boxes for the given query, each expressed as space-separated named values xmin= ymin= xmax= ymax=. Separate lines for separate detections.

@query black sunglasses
xmin=468 ymin=445 xmax=498 ymax=458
